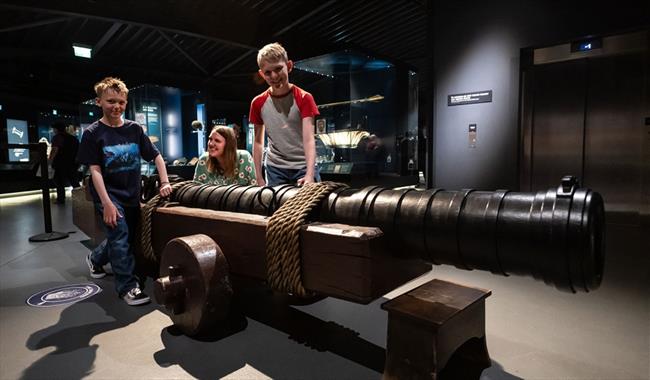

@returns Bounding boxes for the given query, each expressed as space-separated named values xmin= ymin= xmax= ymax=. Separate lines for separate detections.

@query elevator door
xmin=584 ymin=53 xmax=646 ymax=218
xmin=529 ymin=60 xmax=586 ymax=192
xmin=523 ymin=51 xmax=648 ymax=222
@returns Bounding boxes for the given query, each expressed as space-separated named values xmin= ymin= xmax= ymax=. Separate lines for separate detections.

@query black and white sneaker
xmin=122 ymin=287 xmax=150 ymax=306
xmin=86 ymin=254 xmax=106 ymax=279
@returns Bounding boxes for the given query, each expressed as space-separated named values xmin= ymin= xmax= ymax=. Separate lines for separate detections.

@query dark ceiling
xmin=0 ymin=0 xmax=429 ymax=105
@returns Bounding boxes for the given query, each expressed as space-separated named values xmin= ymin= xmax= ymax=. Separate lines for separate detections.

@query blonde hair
xmin=257 ymin=42 xmax=288 ymax=67
xmin=206 ymin=126 xmax=238 ymax=179
xmin=94 ymin=77 xmax=129 ymax=97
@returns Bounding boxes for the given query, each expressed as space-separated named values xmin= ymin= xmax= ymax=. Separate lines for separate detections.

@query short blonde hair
xmin=94 ymin=77 xmax=129 ymax=97
xmin=257 ymin=42 xmax=288 ymax=67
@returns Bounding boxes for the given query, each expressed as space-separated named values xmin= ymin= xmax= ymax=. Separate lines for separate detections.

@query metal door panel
xmin=530 ymin=60 xmax=586 ymax=190
xmin=521 ymin=31 xmax=649 ymax=223
xmin=584 ymin=53 xmax=646 ymax=218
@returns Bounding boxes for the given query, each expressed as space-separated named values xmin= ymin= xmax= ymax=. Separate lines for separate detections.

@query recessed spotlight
xmin=72 ymin=43 xmax=92 ymax=59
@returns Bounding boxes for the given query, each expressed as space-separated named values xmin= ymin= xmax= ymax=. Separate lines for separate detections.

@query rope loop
xmin=139 ymin=180 xmax=195 ymax=261
xmin=265 ymin=181 xmax=347 ymax=296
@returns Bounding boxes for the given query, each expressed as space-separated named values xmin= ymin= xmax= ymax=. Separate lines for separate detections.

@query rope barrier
xmin=265 ymin=181 xmax=347 ymax=296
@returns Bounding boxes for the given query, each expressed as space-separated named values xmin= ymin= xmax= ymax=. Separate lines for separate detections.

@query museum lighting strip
xmin=0 ymin=189 xmax=60 ymax=202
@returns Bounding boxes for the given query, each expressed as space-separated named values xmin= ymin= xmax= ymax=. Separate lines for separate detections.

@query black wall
xmin=432 ymin=0 xmax=649 ymax=190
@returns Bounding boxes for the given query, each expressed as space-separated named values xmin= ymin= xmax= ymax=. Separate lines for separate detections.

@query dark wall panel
xmin=432 ymin=0 xmax=649 ymax=190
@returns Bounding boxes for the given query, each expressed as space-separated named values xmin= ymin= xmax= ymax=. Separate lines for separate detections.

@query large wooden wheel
xmin=154 ymin=234 xmax=232 ymax=336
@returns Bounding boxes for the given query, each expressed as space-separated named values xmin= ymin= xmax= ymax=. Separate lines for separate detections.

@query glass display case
xmin=294 ymin=50 xmax=419 ymax=187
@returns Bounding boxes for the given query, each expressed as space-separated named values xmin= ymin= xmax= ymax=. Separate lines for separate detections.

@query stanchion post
xmin=27 ymin=142 xmax=69 ymax=242
xmin=37 ymin=142 xmax=53 ymax=233
xmin=0 ymin=142 xmax=71 ymax=242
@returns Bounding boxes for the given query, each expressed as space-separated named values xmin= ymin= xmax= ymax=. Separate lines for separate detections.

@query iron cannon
xmin=147 ymin=176 xmax=604 ymax=335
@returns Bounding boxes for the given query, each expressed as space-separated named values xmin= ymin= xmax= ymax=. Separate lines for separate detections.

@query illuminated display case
xmin=294 ymin=50 xmax=419 ymax=187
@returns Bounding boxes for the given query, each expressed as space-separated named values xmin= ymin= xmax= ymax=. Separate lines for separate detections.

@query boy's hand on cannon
xmin=159 ymin=182 xmax=172 ymax=197
xmin=297 ymin=175 xmax=314 ymax=186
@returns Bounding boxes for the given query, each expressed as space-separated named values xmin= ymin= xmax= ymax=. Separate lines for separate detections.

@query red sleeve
xmin=249 ymin=92 xmax=268 ymax=125
xmin=294 ymin=86 xmax=319 ymax=119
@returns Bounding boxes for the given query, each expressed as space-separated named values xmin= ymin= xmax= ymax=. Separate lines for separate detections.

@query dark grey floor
xmin=0 ymin=191 xmax=648 ymax=379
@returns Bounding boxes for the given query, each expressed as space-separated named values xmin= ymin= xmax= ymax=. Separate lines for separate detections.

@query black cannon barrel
xmin=170 ymin=176 xmax=605 ymax=293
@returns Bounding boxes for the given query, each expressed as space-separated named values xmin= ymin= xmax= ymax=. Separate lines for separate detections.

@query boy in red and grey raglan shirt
xmin=249 ymin=42 xmax=320 ymax=187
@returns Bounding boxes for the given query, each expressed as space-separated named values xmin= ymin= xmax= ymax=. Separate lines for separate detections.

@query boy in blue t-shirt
xmin=77 ymin=77 xmax=172 ymax=306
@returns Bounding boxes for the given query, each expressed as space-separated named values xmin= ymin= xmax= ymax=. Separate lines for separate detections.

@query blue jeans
xmin=91 ymin=199 xmax=140 ymax=297
xmin=265 ymin=164 xmax=321 ymax=187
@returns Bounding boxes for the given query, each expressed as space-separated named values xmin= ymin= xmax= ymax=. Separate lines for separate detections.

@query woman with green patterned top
xmin=193 ymin=125 xmax=257 ymax=186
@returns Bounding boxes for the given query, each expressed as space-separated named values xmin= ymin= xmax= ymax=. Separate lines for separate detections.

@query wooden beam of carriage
xmin=151 ymin=206 xmax=430 ymax=304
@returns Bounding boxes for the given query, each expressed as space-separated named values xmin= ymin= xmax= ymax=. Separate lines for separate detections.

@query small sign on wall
xmin=316 ymin=118 xmax=326 ymax=134
xmin=468 ymin=124 xmax=477 ymax=148
xmin=448 ymin=90 xmax=492 ymax=106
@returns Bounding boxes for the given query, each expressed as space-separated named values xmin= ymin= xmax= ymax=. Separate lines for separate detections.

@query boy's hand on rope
xmin=296 ymin=175 xmax=314 ymax=186
xmin=159 ymin=182 xmax=172 ymax=197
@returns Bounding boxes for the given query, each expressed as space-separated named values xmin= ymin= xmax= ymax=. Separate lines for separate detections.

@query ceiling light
xmin=72 ymin=44 xmax=92 ymax=59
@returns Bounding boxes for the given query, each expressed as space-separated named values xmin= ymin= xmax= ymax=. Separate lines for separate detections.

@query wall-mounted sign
xmin=135 ymin=112 xmax=146 ymax=125
xmin=316 ymin=118 xmax=326 ymax=134
xmin=468 ymin=123 xmax=477 ymax=148
xmin=448 ymin=90 xmax=492 ymax=106
xmin=570 ymin=37 xmax=602 ymax=52
xmin=138 ymin=101 xmax=162 ymax=152
xmin=196 ymin=103 xmax=206 ymax=156
xmin=6 ymin=118 xmax=29 ymax=162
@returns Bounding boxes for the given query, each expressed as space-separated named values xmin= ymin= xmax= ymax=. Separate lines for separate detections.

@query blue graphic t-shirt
xmin=77 ymin=120 xmax=159 ymax=206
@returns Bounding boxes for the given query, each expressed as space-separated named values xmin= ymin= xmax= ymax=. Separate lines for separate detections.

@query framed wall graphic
xmin=6 ymin=118 xmax=29 ymax=162
xmin=316 ymin=118 xmax=326 ymax=134
xmin=137 ymin=100 xmax=162 ymax=152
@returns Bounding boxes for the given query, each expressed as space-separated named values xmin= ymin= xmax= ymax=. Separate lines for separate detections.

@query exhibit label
xmin=448 ymin=90 xmax=492 ymax=106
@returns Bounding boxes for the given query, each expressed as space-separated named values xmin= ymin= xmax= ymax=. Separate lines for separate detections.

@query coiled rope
xmin=265 ymin=181 xmax=347 ymax=296
xmin=139 ymin=180 xmax=195 ymax=261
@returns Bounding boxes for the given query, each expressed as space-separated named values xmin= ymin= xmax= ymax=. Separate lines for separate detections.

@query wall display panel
xmin=6 ymin=118 xmax=29 ymax=162
xmin=195 ymin=103 xmax=206 ymax=157
xmin=135 ymin=100 xmax=163 ymax=153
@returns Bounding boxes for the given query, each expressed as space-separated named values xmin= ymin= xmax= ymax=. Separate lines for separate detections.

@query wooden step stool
xmin=381 ymin=279 xmax=492 ymax=379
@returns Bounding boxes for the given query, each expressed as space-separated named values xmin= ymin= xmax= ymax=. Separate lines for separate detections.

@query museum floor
xmin=0 ymin=191 xmax=648 ymax=380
